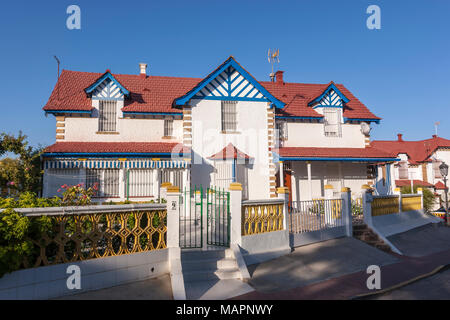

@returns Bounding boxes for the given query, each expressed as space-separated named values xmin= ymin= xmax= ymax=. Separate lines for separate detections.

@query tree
xmin=0 ymin=132 xmax=43 ymax=195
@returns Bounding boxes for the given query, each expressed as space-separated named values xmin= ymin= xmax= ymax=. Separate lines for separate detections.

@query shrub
xmin=58 ymin=183 xmax=98 ymax=206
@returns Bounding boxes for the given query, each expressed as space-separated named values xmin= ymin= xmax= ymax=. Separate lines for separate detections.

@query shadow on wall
xmin=190 ymin=150 xmax=213 ymax=189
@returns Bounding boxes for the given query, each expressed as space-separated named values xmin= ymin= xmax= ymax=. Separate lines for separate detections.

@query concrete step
xmin=353 ymin=224 xmax=367 ymax=231
xmin=183 ymin=267 xmax=241 ymax=283
xmin=181 ymin=249 xmax=227 ymax=261
xmin=181 ymin=258 xmax=237 ymax=272
xmin=361 ymin=234 xmax=379 ymax=242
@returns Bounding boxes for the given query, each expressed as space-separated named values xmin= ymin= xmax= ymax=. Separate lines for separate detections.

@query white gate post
xmin=277 ymin=187 xmax=290 ymax=230
xmin=160 ymin=181 xmax=172 ymax=203
xmin=362 ymin=184 xmax=373 ymax=227
xmin=166 ymin=186 xmax=181 ymax=248
xmin=341 ymin=187 xmax=352 ymax=237
xmin=229 ymin=182 xmax=243 ymax=246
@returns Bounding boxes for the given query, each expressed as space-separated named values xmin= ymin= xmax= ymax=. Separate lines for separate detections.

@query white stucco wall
xmin=189 ymin=99 xmax=271 ymax=200
xmin=282 ymin=122 xmax=366 ymax=148
xmin=62 ymin=100 xmax=183 ymax=142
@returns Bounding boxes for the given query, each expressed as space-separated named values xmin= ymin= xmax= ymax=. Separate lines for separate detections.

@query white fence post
xmin=341 ymin=187 xmax=352 ymax=237
xmin=277 ymin=187 xmax=290 ymax=231
xmin=229 ymin=182 xmax=243 ymax=246
xmin=166 ymin=186 xmax=181 ymax=248
xmin=324 ymin=185 xmax=334 ymax=225
xmin=362 ymin=184 xmax=373 ymax=227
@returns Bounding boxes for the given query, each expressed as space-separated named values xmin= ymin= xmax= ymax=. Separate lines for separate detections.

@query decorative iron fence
xmin=401 ymin=195 xmax=422 ymax=211
xmin=206 ymin=187 xmax=230 ymax=247
xmin=371 ymin=196 xmax=399 ymax=216
xmin=289 ymin=199 xmax=344 ymax=233
xmin=241 ymin=200 xmax=284 ymax=235
xmin=9 ymin=204 xmax=167 ymax=269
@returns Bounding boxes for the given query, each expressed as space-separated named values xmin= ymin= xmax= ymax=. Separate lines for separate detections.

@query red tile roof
xmin=395 ymin=180 xmax=435 ymax=188
xmin=371 ymin=135 xmax=450 ymax=164
xmin=208 ymin=143 xmax=252 ymax=160
xmin=434 ymin=181 xmax=447 ymax=190
xmin=277 ymin=147 xmax=395 ymax=159
xmin=43 ymin=68 xmax=380 ymax=120
xmin=43 ymin=142 xmax=190 ymax=155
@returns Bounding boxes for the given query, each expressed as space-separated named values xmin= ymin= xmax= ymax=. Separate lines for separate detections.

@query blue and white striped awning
xmin=44 ymin=159 xmax=189 ymax=169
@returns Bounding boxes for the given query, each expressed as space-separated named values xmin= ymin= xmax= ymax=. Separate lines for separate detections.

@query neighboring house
xmin=41 ymin=56 xmax=397 ymax=202
xmin=371 ymin=134 xmax=450 ymax=206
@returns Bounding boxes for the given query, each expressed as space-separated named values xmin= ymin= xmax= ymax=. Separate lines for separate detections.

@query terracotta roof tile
xmin=43 ymin=142 xmax=190 ymax=155
xmin=208 ymin=143 xmax=252 ymax=160
xmin=276 ymin=147 xmax=395 ymax=159
xmin=395 ymin=180 xmax=435 ymax=188
xmin=43 ymin=69 xmax=380 ymax=120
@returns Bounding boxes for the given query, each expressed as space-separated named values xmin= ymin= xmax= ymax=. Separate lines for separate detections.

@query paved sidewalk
xmin=57 ymin=274 xmax=173 ymax=300
xmin=232 ymin=247 xmax=450 ymax=300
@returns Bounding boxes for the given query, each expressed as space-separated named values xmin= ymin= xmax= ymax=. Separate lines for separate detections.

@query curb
xmin=350 ymin=264 xmax=450 ymax=300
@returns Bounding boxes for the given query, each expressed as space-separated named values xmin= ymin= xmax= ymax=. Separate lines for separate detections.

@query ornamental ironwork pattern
xmin=401 ymin=196 xmax=422 ymax=211
xmin=242 ymin=203 xmax=284 ymax=236
xmin=371 ymin=196 xmax=399 ymax=216
xmin=23 ymin=210 xmax=167 ymax=268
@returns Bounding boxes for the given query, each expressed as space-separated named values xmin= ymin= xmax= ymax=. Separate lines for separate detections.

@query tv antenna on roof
xmin=435 ymin=121 xmax=440 ymax=136
xmin=268 ymin=49 xmax=280 ymax=82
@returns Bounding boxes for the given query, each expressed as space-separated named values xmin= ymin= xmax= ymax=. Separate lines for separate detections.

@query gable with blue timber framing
xmin=85 ymin=71 xmax=129 ymax=100
xmin=174 ymin=57 xmax=285 ymax=108
xmin=308 ymin=83 xmax=349 ymax=108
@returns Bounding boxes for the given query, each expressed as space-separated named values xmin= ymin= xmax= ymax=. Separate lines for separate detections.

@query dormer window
xmin=98 ymin=100 xmax=117 ymax=132
xmin=323 ymin=108 xmax=342 ymax=137
xmin=398 ymin=161 xmax=409 ymax=179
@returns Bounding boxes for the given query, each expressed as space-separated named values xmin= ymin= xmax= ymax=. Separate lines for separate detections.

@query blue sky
xmin=0 ymin=0 xmax=449 ymax=148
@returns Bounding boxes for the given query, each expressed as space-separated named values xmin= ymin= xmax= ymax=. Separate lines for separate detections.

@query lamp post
xmin=439 ymin=162 xmax=449 ymax=225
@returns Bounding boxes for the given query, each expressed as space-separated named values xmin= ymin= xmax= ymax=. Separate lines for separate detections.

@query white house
xmin=371 ymin=134 xmax=450 ymax=205
xmin=41 ymin=56 xmax=397 ymax=203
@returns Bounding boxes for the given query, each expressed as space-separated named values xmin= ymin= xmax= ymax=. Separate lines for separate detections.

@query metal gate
xmin=179 ymin=186 xmax=203 ymax=248
xmin=179 ymin=186 xmax=230 ymax=248
xmin=206 ymin=187 xmax=230 ymax=247
xmin=289 ymin=199 xmax=346 ymax=247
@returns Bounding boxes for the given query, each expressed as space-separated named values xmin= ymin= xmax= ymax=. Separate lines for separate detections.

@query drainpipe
xmin=232 ymin=159 xmax=236 ymax=183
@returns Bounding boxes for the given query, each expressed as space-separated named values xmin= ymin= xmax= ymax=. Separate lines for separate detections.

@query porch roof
xmin=395 ymin=180 xmax=435 ymax=188
xmin=208 ymin=143 xmax=253 ymax=160
xmin=276 ymin=147 xmax=398 ymax=162
xmin=43 ymin=141 xmax=191 ymax=158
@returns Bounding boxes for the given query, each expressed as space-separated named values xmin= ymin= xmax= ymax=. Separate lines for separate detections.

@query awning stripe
xmin=44 ymin=159 xmax=189 ymax=169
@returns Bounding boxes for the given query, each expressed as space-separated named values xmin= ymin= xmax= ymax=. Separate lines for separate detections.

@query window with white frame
xmin=128 ymin=169 xmax=154 ymax=197
xmin=323 ymin=108 xmax=342 ymax=137
xmin=98 ymin=100 xmax=117 ymax=132
xmin=433 ymin=160 xmax=442 ymax=179
xmin=164 ymin=118 xmax=174 ymax=137
xmin=398 ymin=161 xmax=409 ymax=179
xmin=86 ymin=169 xmax=120 ymax=197
xmin=221 ymin=101 xmax=237 ymax=132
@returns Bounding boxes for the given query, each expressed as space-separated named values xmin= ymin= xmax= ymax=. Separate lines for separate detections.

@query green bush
xmin=400 ymin=186 xmax=435 ymax=213
xmin=0 ymin=192 xmax=59 ymax=277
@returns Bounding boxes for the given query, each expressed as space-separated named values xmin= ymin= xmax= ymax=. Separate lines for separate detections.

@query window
xmin=221 ymin=101 xmax=237 ymax=132
xmin=86 ymin=169 xmax=119 ymax=197
xmin=398 ymin=161 xmax=409 ymax=179
xmin=128 ymin=169 xmax=153 ymax=197
xmin=213 ymin=161 xmax=248 ymax=200
xmin=98 ymin=100 xmax=117 ymax=132
xmin=160 ymin=169 xmax=183 ymax=191
xmin=45 ymin=169 xmax=81 ymax=197
xmin=433 ymin=160 xmax=442 ymax=179
xmin=164 ymin=119 xmax=174 ymax=137
xmin=323 ymin=108 xmax=342 ymax=137
xmin=276 ymin=121 xmax=288 ymax=140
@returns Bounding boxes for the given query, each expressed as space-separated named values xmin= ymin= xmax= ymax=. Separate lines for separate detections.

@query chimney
xmin=139 ymin=63 xmax=147 ymax=78
xmin=275 ymin=70 xmax=284 ymax=85
xmin=432 ymin=134 xmax=437 ymax=139
xmin=397 ymin=134 xmax=403 ymax=142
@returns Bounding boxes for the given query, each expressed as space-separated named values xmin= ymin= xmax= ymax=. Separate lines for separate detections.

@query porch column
xmin=118 ymin=168 xmax=126 ymax=200
xmin=307 ymin=161 xmax=312 ymax=200
xmin=277 ymin=187 xmax=290 ymax=231
xmin=279 ymin=161 xmax=284 ymax=187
